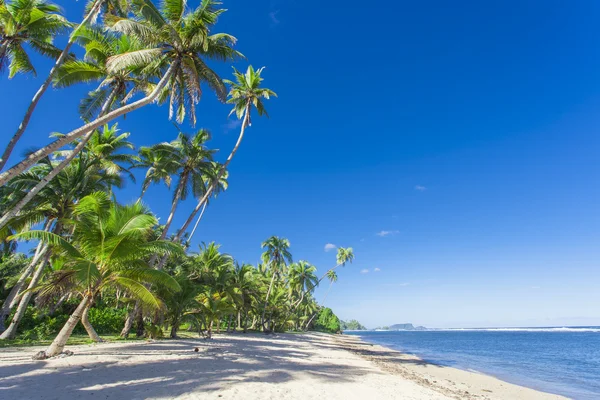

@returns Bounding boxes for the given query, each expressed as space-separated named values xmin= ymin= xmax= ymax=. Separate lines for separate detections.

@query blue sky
xmin=2 ymin=0 xmax=600 ymax=328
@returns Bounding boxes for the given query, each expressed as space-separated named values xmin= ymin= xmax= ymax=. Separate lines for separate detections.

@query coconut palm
xmin=0 ymin=155 xmax=121 ymax=338
xmin=0 ymin=0 xmax=113 ymax=171
xmin=172 ymin=66 xmax=276 ymax=241
xmin=136 ymin=146 xmax=179 ymax=201
xmin=260 ymin=236 xmax=291 ymax=331
xmin=0 ymin=0 xmax=239 ymax=194
xmin=288 ymin=261 xmax=318 ymax=307
xmin=53 ymin=26 xmax=148 ymax=121
xmin=0 ymin=0 xmax=68 ymax=78
xmin=7 ymin=192 xmax=182 ymax=356
xmin=154 ymin=129 xmax=216 ymax=244
xmin=321 ymin=270 xmax=338 ymax=304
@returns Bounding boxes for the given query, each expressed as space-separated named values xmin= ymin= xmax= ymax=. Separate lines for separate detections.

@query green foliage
xmin=340 ymin=319 xmax=366 ymax=331
xmin=86 ymin=307 xmax=128 ymax=334
xmin=314 ymin=307 xmax=341 ymax=334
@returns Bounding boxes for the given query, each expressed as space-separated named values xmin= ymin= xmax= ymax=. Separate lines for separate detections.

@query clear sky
xmin=2 ymin=0 xmax=600 ymax=328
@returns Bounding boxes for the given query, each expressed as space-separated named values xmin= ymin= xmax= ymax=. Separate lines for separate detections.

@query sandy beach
xmin=0 ymin=333 xmax=566 ymax=399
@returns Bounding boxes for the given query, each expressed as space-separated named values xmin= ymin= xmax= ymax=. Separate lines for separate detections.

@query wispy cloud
xmin=324 ymin=243 xmax=336 ymax=252
xmin=383 ymin=282 xmax=410 ymax=287
xmin=415 ymin=185 xmax=427 ymax=191
xmin=374 ymin=268 xmax=381 ymax=272
xmin=360 ymin=269 xmax=369 ymax=274
xmin=269 ymin=10 xmax=280 ymax=26
xmin=222 ymin=119 xmax=241 ymax=133
xmin=531 ymin=286 xmax=541 ymax=290
xmin=376 ymin=230 xmax=399 ymax=237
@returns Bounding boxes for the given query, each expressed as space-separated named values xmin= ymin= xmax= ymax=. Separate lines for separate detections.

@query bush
xmin=87 ymin=307 xmax=128 ymax=334
xmin=313 ymin=307 xmax=341 ymax=333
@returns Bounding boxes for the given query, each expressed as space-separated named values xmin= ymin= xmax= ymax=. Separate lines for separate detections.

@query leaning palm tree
xmin=170 ymin=66 xmax=276 ymax=240
xmin=288 ymin=261 xmax=318 ymax=308
xmin=136 ymin=146 xmax=180 ymax=201
xmin=53 ymin=26 xmax=148 ymax=121
xmin=7 ymin=192 xmax=182 ymax=356
xmin=0 ymin=0 xmax=116 ymax=171
xmin=0 ymin=154 xmax=122 ymax=338
xmin=0 ymin=0 xmax=240 ymax=196
xmin=260 ymin=236 xmax=291 ymax=331
xmin=0 ymin=0 xmax=68 ymax=78
xmin=321 ymin=270 xmax=338 ymax=304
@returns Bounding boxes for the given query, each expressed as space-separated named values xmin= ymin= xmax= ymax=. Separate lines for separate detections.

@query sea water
xmin=346 ymin=328 xmax=600 ymax=399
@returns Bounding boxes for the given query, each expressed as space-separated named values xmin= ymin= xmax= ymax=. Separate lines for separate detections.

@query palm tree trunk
xmin=261 ymin=271 xmax=277 ymax=332
xmin=120 ymin=302 xmax=140 ymax=338
xmin=0 ymin=249 xmax=52 ymax=340
xmin=81 ymin=303 xmax=102 ymax=342
xmin=171 ymin=102 xmax=251 ymax=243
xmin=48 ymin=293 xmax=69 ymax=316
xmin=0 ymin=0 xmax=105 ymax=172
xmin=0 ymin=60 xmax=179 ymax=188
xmin=0 ymin=85 xmax=121 ymax=231
xmin=187 ymin=201 xmax=208 ymax=243
xmin=0 ymin=241 xmax=48 ymax=332
xmin=304 ymin=311 xmax=318 ymax=331
xmin=45 ymin=296 xmax=91 ymax=357
xmin=135 ymin=306 xmax=145 ymax=337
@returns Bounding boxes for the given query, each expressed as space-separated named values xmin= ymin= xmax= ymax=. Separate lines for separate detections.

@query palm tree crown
xmin=0 ymin=0 xmax=69 ymax=77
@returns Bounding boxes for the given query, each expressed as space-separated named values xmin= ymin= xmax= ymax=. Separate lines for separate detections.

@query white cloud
xmin=376 ymin=230 xmax=399 ymax=237
xmin=360 ymin=269 xmax=369 ymax=274
xmin=269 ymin=10 xmax=280 ymax=25
xmin=324 ymin=243 xmax=336 ymax=252
xmin=374 ymin=268 xmax=381 ymax=272
xmin=415 ymin=185 xmax=427 ymax=191
xmin=531 ymin=286 xmax=541 ymax=290
xmin=383 ymin=282 xmax=410 ymax=287
xmin=222 ymin=119 xmax=241 ymax=133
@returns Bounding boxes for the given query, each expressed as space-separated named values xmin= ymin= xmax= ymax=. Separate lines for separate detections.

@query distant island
xmin=374 ymin=323 xmax=427 ymax=331
xmin=341 ymin=320 xmax=367 ymax=330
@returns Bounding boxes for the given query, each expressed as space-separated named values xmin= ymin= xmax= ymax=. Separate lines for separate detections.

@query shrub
xmin=314 ymin=307 xmax=341 ymax=333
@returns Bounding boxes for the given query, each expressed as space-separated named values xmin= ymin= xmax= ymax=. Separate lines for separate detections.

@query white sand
xmin=0 ymin=332 xmax=566 ymax=399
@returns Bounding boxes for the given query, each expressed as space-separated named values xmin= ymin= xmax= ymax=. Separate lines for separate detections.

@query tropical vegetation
xmin=0 ymin=0 xmax=353 ymax=357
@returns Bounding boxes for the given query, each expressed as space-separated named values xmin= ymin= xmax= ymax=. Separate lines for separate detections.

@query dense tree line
xmin=0 ymin=0 xmax=353 ymax=358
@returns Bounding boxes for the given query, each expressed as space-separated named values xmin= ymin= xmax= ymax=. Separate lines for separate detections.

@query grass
xmin=0 ymin=334 xmax=148 ymax=348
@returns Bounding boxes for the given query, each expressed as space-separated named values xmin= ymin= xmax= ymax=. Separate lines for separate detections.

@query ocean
xmin=346 ymin=328 xmax=600 ymax=399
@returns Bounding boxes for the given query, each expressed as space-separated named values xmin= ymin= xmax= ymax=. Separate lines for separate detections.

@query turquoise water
xmin=347 ymin=328 xmax=600 ymax=399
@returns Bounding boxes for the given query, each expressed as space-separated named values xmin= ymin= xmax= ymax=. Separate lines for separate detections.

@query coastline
xmin=334 ymin=334 xmax=567 ymax=399
xmin=0 ymin=332 xmax=566 ymax=399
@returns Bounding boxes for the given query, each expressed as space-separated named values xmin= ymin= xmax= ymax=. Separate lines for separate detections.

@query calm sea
xmin=346 ymin=328 xmax=600 ymax=399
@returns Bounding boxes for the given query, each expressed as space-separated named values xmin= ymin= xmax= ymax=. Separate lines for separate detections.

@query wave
xmin=436 ymin=327 xmax=600 ymax=333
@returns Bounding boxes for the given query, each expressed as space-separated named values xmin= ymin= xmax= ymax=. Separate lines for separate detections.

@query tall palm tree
xmin=136 ymin=146 xmax=179 ymax=201
xmin=154 ymin=129 xmax=215 ymax=245
xmin=0 ymin=145 xmax=124 ymax=336
xmin=260 ymin=236 xmax=291 ymax=331
xmin=53 ymin=26 xmax=148 ymax=121
xmin=170 ymin=66 xmax=276 ymax=240
xmin=7 ymin=192 xmax=182 ymax=356
xmin=288 ymin=261 xmax=318 ymax=308
xmin=0 ymin=0 xmax=68 ymax=78
xmin=0 ymin=0 xmax=111 ymax=171
xmin=0 ymin=0 xmax=239 ymax=193
xmin=321 ymin=270 xmax=338 ymax=304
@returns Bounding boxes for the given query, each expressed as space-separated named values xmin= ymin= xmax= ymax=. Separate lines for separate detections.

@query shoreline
xmin=0 ymin=332 xmax=566 ymax=399
xmin=334 ymin=333 xmax=566 ymax=399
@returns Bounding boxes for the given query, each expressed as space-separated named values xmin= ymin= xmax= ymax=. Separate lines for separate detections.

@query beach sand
xmin=0 ymin=332 xmax=566 ymax=399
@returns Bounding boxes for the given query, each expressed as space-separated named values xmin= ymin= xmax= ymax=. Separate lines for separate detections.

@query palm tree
xmin=321 ymin=270 xmax=338 ymax=304
xmin=53 ymin=26 xmax=148 ymax=121
xmin=55 ymin=123 xmax=137 ymax=182
xmin=169 ymin=66 xmax=276 ymax=240
xmin=288 ymin=261 xmax=318 ymax=308
xmin=136 ymin=147 xmax=179 ymax=201
xmin=162 ymin=129 xmax=215 ymax=241
xmin=186 ymin=162 xmax=228 ymax=244
xmin=0 ymin=0 xmax=110 ymax=171
xmin=0 ymin=0 xmax=239 ymax=194
xmin=7 ymin=192 xmax=182 ymax=356
xmin=260 ymin=236 xmax=291 ymax=331
xmin=0 ymin=0 xmax=68 ymax=78
xmin=0 ymin=155 xmax=122 ymax=338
